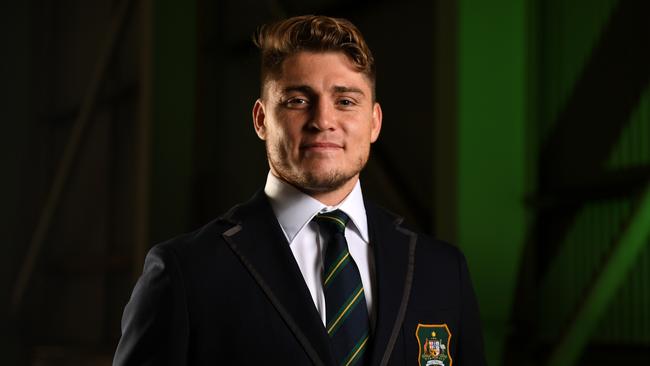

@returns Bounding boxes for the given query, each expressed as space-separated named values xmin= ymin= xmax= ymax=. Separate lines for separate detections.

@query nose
xmin=308 ymin=100 xmax=335 ymax=131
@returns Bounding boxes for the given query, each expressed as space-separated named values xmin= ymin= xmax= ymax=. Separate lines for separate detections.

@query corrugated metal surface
xmin=539 ymin=198 xmax=633 ymax=339
xmin=597 ymin=84 xmax=650 ymax=344
xmin=539 ymin=0 xmax=619 ymax=139
xmin=535 ymin=0 xmax=649 ymax=353
xmin=608 ymin=88 xmax=650 ymax=168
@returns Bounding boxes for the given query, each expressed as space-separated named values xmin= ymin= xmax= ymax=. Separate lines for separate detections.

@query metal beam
xmin=539 ymin=0 xmax=650 ymax=191
xmin=10 ymin=0 xmax=135 ymax=313
xmin=533 ymin=0 xmax=650 ymax=280
xmin=457 ymin=0 xmax=528 ymax=364
xmin=133 ymin=0 xmax=153 ymax=279
xmin=147 ymin=0 xmax=197 ymax=244
xmin=546 ymin=182 xmax=650 ymax=366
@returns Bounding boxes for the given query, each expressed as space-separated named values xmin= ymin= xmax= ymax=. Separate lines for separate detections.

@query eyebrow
xmin=282 ymin=85 xmax=314 ymax=95
xmin=332 ymin=85 xmax=365 ymax=96
xmin=281 ymin=85 xmax=366 ymax=96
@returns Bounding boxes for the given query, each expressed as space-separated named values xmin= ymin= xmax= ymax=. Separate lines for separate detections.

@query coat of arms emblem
xmin=416 ymin=323 xmax=452 ymax=366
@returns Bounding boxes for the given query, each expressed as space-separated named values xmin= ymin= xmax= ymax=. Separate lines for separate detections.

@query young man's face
xmin=253 ymin=51 xmax=382 ymax=196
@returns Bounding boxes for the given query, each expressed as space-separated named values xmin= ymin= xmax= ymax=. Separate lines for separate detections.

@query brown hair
xmin=253 ymin=15 xmax=376 ymax=99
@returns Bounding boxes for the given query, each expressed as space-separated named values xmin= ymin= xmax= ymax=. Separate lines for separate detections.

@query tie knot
xmin=313 ymin=209 xmax=350 ymax=234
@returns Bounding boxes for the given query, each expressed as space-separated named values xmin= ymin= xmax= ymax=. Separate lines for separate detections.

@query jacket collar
xmin=365 ymin=201 xmax=417 ymax=366
xmin=220 ymin=191 xmax=416 ymax=366
xmin=220 ymin=190 xmax=332 ymax=366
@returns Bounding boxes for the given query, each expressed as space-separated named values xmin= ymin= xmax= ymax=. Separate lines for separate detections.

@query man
xmin=114 ymin=15 xmax=486 ymax=366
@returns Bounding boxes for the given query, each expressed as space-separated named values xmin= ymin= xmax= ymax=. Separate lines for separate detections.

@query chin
xmin=270 ymin=153 xmax=366 ymax=193
xmin=297 ymin=169 xmax=357 ymax=193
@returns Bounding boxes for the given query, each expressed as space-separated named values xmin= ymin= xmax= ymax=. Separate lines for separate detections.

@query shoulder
xmin=154 ymin=216 xmax=234 ymax=255
xmin=366 ymin=201 xmax=460 ymax=249
xmin=416 ymin=232 xmax=466 ymax=267
xmin=366 ymin=201 xmax=467 ymax=268
xmin=147 ymin=190 xmax=271 ymax=268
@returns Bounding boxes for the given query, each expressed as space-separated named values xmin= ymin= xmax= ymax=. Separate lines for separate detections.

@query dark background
xmin=1 ymin=0 xmax=648 ymax=365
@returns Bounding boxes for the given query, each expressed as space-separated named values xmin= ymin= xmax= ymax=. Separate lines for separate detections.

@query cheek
xmin=348 ymin=122 xmax=374 ymax=143
xmin=347 ymin=123 xmax=374 ymax=156
xmin=267 ymin=123 xmax=300 ymax=151
xmin=270 ymin=112 xmax=303 ymax=141
xmin=346 ymin=131 xmax=371 ymax=155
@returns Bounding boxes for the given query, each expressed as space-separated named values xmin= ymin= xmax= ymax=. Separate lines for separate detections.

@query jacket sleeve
xmin=113 ymin=245 xmax=189 ymax=366
xmin=456 ymin=251 xmax=487 ymax=365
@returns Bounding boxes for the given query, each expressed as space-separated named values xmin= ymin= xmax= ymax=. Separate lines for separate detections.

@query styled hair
xmin=253 ymin=15 xmax=376 ymax=99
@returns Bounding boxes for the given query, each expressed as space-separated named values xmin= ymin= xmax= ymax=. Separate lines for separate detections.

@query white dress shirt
xmin=264 ymin=172 xmax=374 ymax=325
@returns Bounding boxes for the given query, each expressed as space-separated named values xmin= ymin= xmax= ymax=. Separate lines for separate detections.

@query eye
xmin=284 ymin=97 xmax=310 ymax=108
xmin=337 ymin=98 xmax=356 ymax=107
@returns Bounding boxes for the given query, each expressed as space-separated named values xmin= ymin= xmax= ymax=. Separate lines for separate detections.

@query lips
xmin=300 ymin=141 xmax=343 ymax=149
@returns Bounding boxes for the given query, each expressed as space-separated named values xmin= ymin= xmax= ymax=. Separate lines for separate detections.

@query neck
xmin=305 ymin=177 xmax=358 ymax=206
xmin=271 ymin=171 xmax=359 ymax=206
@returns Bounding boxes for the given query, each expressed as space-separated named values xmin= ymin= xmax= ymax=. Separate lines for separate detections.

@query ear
xmin=370 ymin=102 xmax=383 ymax=143
xmin=252 ymin=99 xmax=267 ymax=140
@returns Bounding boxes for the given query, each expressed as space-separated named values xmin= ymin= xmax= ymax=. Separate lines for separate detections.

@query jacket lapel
xmin=366 ymin=202 xmax=417 ymax=366
xmin=221 ymin=191 xmax=333 ymax=366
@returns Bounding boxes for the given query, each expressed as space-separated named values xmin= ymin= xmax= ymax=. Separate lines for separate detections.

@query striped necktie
xmin=314 ymin=210 xmax=370 ymax=366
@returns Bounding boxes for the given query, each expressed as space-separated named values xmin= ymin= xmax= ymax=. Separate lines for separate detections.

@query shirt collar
xmin=264 ymin=172 xmax=369 ymax=244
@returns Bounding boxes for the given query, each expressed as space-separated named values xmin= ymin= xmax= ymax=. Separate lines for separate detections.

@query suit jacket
xmin=113 ymin=190 xmax=486 ymax=366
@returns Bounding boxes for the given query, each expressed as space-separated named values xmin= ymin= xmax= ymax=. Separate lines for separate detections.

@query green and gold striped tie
xmin=314 ymin=210 xmax=370 ymax=366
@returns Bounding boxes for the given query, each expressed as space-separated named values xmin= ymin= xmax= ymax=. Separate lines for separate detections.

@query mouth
xmin=300 ymin=142 xmax=343 ymax=151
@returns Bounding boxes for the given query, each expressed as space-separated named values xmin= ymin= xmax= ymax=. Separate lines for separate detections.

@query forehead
xmin=264 ymin=51 xmax=372 ymax=95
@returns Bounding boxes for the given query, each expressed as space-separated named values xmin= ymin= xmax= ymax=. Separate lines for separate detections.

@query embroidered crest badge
xmin=416 ymin=323 xmax=452 ymax=366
